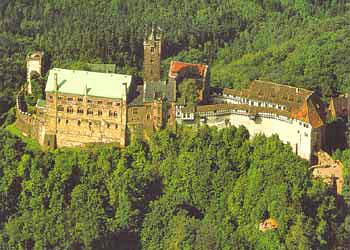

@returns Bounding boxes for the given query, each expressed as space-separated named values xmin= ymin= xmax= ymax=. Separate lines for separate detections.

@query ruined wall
xmin=15 ymin=94 xmax=45 ymax=145
xmin=27 ymin=52 xmax=43 ymax=94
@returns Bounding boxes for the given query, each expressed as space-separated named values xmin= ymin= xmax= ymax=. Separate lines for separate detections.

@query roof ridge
xmin=170 ymin=60 xmax=208 ymax=67
xmin=254 ymin=79 xmax=312 ymax=93
xmin=51 ymin=68 xmax=131 ymax=77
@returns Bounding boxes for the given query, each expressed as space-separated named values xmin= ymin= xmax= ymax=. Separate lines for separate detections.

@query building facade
xmin=175 ymin=80 xmax=326 ymax=161
xmin=16 ymin=31 xmax=327 ymax=162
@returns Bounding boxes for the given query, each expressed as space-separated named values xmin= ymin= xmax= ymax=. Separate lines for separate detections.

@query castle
xmin=16 ymin=29 xmax=327 ymax=162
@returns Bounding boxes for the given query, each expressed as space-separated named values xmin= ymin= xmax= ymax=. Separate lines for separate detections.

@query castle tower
xmin=143 ymin=28 xmax=162 ymax=82
xmin=26 ymin=52 xmax=44 ymax=94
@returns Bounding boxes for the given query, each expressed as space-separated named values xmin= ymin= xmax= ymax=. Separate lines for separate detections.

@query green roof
xmin=45 ymin=68 xmax=132 ymax=99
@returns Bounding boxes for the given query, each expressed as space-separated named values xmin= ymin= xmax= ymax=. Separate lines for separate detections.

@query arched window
xmin=67 ymin=106 xmax=74 ymax=113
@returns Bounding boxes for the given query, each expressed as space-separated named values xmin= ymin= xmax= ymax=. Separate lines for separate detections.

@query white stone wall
xmin=203 ymin=113 xmax=313 ymax=161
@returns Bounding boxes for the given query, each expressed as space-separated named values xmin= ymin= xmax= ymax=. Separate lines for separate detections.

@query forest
xmin=0 ymin=0 xmax=350 ymax=249
xmin=0 ymin=126 xmax=349 ymax=250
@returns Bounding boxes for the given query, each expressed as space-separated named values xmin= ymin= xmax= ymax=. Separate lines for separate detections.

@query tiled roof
xmin=45 ymin=68 xmax=132 ymax=100
xmin=219 ymin=80 xmax=325 ymax=128
xmin=144 ymin=80 xmax=176 ymax=102
xmin=168 ymin=61 xmax=208 ymax=79
xmin=248 ymin=80 xmax=312 ymax=108
xmin=290 ymin=95 xmax=325 ymax=128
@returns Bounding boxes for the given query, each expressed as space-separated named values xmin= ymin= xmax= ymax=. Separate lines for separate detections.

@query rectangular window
xmin=107 ymin=102 xmax=112 ymax=106
xmin=58 ymin=96 xmax=63 ymax=100
xmin=151 ymin=47 xmax=155 ymax=53
xmin=67 ymin=107 xmax=74 ymax=113
xmin=98 ymin=110 xmax=102 ymax=116
xmin=67 ymin=97 xmax=73 ymax=102
xmin=87 ymin=99 xmax=92 ymax=103
xmin=98 ymin=101 xmax=103 ymax=104
xmin=78 ymin=97 xmax=83 ymax=102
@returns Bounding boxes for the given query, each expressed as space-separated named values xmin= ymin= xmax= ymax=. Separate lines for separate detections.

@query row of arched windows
xmin=57 ymin=105 xmax=118 ymax=117
xmin=57 ymin=118 xmax=119 ymax=129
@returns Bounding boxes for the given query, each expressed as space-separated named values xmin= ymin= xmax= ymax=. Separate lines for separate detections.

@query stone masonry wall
xmin=45 ymin=92 xmax=127 ymax=148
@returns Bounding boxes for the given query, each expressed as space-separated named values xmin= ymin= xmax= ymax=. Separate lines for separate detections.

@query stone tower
xmin=27 ymin=51 xmax=44 ymax=94
xmin=143 ymin=28 xmax=162 ymax=82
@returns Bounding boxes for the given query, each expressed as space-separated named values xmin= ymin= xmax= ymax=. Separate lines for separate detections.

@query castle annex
xmin=16 ymin=30 xmax=326 ymax=162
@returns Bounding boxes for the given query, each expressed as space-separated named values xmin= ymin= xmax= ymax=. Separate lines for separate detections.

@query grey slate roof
xmin=128 ymin=85 xmax=145 ymax=106
xmin=144 ymin=80 xmax=176 ymax=103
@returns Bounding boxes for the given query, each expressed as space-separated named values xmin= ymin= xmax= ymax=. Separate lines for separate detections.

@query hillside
xmin=1 ymin=1 xmax=350 ymax=249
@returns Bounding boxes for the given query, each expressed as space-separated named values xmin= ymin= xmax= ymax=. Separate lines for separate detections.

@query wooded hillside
xmin=1 ymin=1 xmax=350 ymax=249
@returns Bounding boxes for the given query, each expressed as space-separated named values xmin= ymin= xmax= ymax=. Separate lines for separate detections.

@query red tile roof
xmin=168 ymin=61 xmax=208 ymax=79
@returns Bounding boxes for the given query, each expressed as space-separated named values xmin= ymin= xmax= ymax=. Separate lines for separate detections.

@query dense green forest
xmin=1 ymin=0 xmax=350 ymax=249
xmin=0 ymin=126 xmax=348 ymax=249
